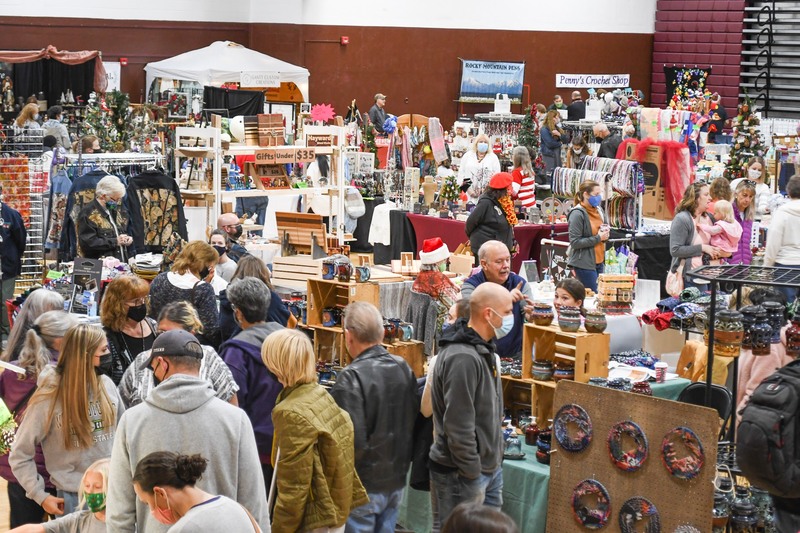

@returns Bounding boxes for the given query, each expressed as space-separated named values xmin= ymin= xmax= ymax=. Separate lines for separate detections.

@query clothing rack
xmin=550 ymin=167 xmax=610 ymax=198
xmin=580 ymin=156 xmax=643 ymax=232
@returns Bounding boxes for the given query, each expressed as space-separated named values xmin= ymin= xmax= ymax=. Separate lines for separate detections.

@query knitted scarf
xmin=498 ymin=195 xmax=518 ymax=226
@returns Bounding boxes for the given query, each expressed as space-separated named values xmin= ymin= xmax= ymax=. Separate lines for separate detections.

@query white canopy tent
xmin=144 ymin=40 xmax=309 ymax=101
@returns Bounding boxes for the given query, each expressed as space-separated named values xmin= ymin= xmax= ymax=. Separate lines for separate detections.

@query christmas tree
xmin=724 ymin=95 xmax=764 ymax=181
xmin=440 ymin=174 xmax=459 ymax=203
xmin=516 ymin=105 xmax=546 ymax=172
xmin=83 ymin=90 xmax=134 ymax=152
xmin=362 ymin=112 xmax=377 ymax=154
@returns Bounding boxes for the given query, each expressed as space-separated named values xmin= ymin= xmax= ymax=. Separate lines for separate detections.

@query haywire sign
xmin=556 ymin=73 xmax=630 ymax=88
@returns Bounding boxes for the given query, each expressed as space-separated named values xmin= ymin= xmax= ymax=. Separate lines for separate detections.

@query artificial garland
xmin=571 ymin=479 xmax=611 ymax=529
xmin=661 ymin=426 xmax=705 ymax=480
xmin=608 ymin=420 xmax=648 ymax=472
xmin=554 ymin=404 xmax=593 ymax=453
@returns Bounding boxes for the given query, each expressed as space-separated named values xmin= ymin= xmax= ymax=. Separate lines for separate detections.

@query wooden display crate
xmin=271 ymin=256 xmax=323 ymax=290
xmin=384 ymin=339 xmax=425 ymax=378
xmin=522 ymin=323 xmax=610 ymax=422
xmin=306 ymin=277 xmax=380 ymax=328
xmin=500 ymin=376 xmax=535 ymax=423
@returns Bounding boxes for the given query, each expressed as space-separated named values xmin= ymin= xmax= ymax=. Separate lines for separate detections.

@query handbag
xmin=0 ymin=385 xmax=37 ymax=455
xmin=666 ymin=259 xmax=685 ymax=298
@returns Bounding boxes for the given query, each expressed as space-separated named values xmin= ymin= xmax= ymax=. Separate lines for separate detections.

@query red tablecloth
xmin=406 ymin=213 xmax=568 ymax=273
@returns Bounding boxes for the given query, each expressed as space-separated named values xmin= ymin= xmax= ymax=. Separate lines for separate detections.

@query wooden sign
xmin=255 ymin=147 xmax=317 ymax=164
xmin=254 ymin=150 xmax=277 ymax=164
xmin=275 ymin=148 xmax=295 ymax=165
xmin=295 ymin=147 xmax=316 ymax=162
xmin=306 ymin=134 xmax=334 ymax=147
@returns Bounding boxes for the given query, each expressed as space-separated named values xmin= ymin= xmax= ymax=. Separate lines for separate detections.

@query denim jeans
xmin=573 ymin=263 xmax=604 ymax=293
xmin=57 ymin=490 xmax=79 ymax=515
xmin=773 ymin=263 xmax=800 ymax=306
xmin=345 ymin=488 xmax=404 ymax=533
xmin=429 ymin=467 xmax=503 ymax=525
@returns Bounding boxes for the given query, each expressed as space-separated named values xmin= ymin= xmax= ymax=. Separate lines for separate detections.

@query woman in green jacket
xmin=261 ymin=329 xmax=368 ymax=533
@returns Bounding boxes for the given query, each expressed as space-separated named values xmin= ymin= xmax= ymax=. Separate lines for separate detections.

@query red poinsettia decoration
xmin=311 ymin=103 xmax=336 ymax=123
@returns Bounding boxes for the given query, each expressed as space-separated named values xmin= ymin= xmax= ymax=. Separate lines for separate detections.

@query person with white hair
xmin=76 ymin=175 xmax=135 ymax=260
xmin=593 ymin=122 xmax=623 ymax=159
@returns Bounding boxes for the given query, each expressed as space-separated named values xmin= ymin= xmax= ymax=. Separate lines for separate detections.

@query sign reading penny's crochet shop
xmin=240 ymin=71 xmax=281 ymax=88
xmin=459 ymin=59 xmax=525 ymax=103
xmin=555 ymin=73 xmax=630 ymax=88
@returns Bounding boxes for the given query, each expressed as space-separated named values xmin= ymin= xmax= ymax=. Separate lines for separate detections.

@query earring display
xmin=661 ymin=427 xmax=705 ymax=480
xmin=608 ymin=420 xmax=648 ymax=472
xmin=554 ymin=404 xmax=593 ymax=453
xmin=619 ymin=497 xmax=661 ymax=533
xmin=571 ymin=479 xmax=611 ymax=530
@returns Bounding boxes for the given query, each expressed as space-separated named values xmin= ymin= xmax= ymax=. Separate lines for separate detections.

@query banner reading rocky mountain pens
xmin=459 ymin=59 xmax=525 ymax=103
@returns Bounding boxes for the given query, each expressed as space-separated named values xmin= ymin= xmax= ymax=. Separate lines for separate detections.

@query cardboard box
xmin=626 ymin=143 xmax=670 ymax=220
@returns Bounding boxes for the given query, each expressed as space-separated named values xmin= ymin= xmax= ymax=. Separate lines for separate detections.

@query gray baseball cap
xmin=140 ymin=329 xmax=203 ymax=370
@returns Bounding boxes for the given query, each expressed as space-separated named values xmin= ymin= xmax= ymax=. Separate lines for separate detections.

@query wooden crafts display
xmin=546 ymin=381 xmax=718 ymax=532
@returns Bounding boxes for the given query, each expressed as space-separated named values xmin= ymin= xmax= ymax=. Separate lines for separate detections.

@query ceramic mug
xmin=322 ymin=260 xmax=336 ymax=280
xmin=336 ymin=261 xmax=353 ymax=282
xmin=384 ymin=320 xmax=398 ymax=340
xmin=400 ymin=323 xmax=414 ymax=341
xmin=322 ymin=307 xmax=341 ymax=327
xmin=355 ymin=265 xmax=371 ymax=283
xmin=388 ymin=318 xmax=403 ymax=341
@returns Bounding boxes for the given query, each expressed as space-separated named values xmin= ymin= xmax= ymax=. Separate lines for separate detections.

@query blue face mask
xmin=490 ymin=309 xmax=515 ymax=340
xmin=477 ymin=142 xmax=489 ymax=153
xmin=588 ymin=194 xmax=602 ymax=208
xmin=441 ymin=321 xmax=452 ymax=335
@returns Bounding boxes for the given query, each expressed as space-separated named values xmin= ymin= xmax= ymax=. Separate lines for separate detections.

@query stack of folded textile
xmin=132 ymin=253 xmax=163 ymax=281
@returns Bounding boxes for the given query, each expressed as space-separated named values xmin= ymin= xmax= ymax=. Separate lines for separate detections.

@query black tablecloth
xmin=351 ymin=197 xmax=385 ymax=253
xmin=611 ymin=230 xmax=671 ymax=296
xmin=374 ymin=210 xmax=416 ymax=265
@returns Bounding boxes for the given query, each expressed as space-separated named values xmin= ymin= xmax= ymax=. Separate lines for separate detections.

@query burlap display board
xmin=546 ymin=381 xmax=718 ymax=532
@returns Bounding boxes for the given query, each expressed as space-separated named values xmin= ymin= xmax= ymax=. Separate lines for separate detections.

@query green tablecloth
xmin=397 ymin=443 xmax=550 ymax=533
xmin=650 ymin=377 xmax=691 ymax=400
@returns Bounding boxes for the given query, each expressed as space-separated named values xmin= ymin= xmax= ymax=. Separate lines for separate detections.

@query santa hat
xmin=419 ymin=237 xmax=450 ymax=265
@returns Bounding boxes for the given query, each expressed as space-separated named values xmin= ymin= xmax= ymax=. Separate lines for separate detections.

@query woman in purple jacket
xmin=730 ymin=180 xmax=756 ymax=265
xmin=0 ymin=311 xmax=77 ymax=527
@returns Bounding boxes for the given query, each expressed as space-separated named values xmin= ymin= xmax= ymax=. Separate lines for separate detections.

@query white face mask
xmin=572 ymin=147 xmax=583 ymax=154
xmin=748 ymin=169 xmax=762 ymax=180
xmin=490 ymin=309 xmax=514 ymax=340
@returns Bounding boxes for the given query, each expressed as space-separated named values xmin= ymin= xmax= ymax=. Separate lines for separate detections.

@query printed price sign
xmin=295 ymin=148 xmax=316 ymax=162
xmin=275 ymin=148 xmax=295 ymax=165
xmin=254 ymin=150 xmax=277 ymax=164
xmin=358 ymin=153 xmax=375 ymax=174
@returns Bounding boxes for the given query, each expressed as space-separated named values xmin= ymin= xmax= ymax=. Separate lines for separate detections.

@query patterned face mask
xmin=85 ymin=492 xmax=106 ymax=512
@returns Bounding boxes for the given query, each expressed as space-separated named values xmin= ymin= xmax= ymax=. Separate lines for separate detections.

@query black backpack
xmin=736 ymin=359 xmax=800 ymax=497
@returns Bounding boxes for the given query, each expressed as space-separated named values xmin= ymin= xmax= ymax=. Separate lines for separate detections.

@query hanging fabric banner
xmin=459 ymin=59 xmax=525 ymax=103
xmin=664 ymin=66 xmax=712 ymax=104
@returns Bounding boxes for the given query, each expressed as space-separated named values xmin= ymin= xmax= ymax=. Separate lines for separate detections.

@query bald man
xmin=593 ymin=122 xmax=622 ymax=159
xmin=429 ymin=282 xmax=511 ymax=524
xmin=567 ymin=90 xmax=586 ymax=121
xmin=216 ymin=212 xmax=248 ymax=262
xmin=461 ymin=240 xmax=533 ymax=358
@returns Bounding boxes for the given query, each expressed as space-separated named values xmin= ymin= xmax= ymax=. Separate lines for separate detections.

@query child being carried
xmin=698 ymin=200 xmax=743 ymax=265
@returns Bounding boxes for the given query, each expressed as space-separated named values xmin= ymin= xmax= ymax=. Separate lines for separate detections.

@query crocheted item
xmin=498 ymin=195 xmax=518 ymax=226
xmin=642 ymin=309 xmax=659 ymax=325
xmin=571 ymin=479 xmax=611 ymax=529
xmin=608 ymin=421 xmax=649 ymax=472
xmin=656 ymin=296 xmax=681 ymax=312
xmin=672 ymin=303 xmax=704 ymax=320
xmin=680 ymin=287 xmax=703 ymax=302
xmin=554 ymin=404 xmax=593 ymax=453
xmin=610 ymin=350 xmax=657 ymax=369
xmin=662 ymin=426 xmax=705 ymax=480
xmin=619 ymin=497 xmax=661 ymax=533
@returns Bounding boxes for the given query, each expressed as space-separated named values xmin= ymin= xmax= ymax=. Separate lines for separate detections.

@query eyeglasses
xmin=127 ymin=296 xmax=149 ymax=306
xmin=742 ymin=179 xmax=757 ymax=188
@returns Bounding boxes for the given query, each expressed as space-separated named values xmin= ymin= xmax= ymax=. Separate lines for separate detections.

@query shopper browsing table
xmin=461 ymin=241 xmax=533 ymax=359
xmin=429 ymin=283 xmax=512 ymax=524
xmin=369 ymin=93 xmax=388 ymax=134
xmin=1 ymin=289 xmax=63 ymax=362
xmin=76 ymin=176 xmax=134 ymax=261
xmin=540 ymin=111 xmax=564 ymax=176
xmin=593 ymin=122 xmax=622 ymax=160
xmin=567 ymin=180 xmax=609 ymax=293
xmin=465 ymin=172 xmax=517 ymax=260
xmin=731 ymin=180 xmax=756 ymax=265
xmin=566 ymin=91 xmax=586 ymax=121
xmin=216 ymin=212 xmax=248 ymax=262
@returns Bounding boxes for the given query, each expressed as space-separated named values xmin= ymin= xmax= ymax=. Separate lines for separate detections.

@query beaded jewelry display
xmin=661 ymin=426 xmax=705 ymax=480
xmin=554 ymin=404 xmax=593 ymax=453
xmin=619 ymin=497 xmax=661 ymax=533
xmin=571 ymin=479 xmax=611 ymax=530
xmin=608 ymin=421 xmax=649 ymax=472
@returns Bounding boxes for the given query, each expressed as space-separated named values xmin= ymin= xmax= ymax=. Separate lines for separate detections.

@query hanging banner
xmin=241 ymin=71 xmax=281 ymax=88
xmin=664 ymin=66 xmax=711 ymax=103
xmin=555 ymin=73 xmax=630 ymax=88
xmin=459 ymin=59 xmax=525 ymax=103
xmin=103 ymin=61 xmax=121 ymax=92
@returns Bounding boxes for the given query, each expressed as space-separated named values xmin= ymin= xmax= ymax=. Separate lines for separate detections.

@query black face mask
xmin=230 ymin=225 xmax=243 ymax=240
xmin=199 ymin=267 xmax=210 ymax=279
xmin=212 ymin=245 xmax=227 ymax=257
xmin=127 ymin=303 xmax=147 ymax=323
xmin=93 ymin=148 xmax=103 ymax=154
xmin=95 ymin=353 xmax=113 ymax=376
xmin=152 ymin=359 xmax=168 ymax=387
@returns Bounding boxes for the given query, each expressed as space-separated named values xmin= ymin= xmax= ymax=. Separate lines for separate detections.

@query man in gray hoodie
xmin=107 ymin=329 xmax=269 ymax=532
xmin=429 ymin=282 xmax=512 ymax=524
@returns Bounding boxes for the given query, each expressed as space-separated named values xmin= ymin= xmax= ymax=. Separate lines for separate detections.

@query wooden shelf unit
xmin=383 ymin=340 xmax=425 ymax=378
xmin=521 ymin=323 xmax=610 ymax=422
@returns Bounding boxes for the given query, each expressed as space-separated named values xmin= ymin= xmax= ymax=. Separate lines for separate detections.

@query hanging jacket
xmin=126 ymin=170 xmax=188 ymax=253
xmin=0 ymin=202 xmax=26 ymax=280
xmin=45 ymin=168 xmax=72 ymax=250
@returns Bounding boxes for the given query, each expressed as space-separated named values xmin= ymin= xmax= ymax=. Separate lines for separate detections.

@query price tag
xmin=295 ymin=148 xmax=316 ymax=162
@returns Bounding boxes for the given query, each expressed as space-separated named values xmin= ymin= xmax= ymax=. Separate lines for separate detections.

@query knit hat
xmin=488 ymin=172 xmax=513 ymax=189
xmin=419 ymin=237 xmax=450 ymax=265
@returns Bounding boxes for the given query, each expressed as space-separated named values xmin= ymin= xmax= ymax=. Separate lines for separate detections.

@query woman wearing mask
xmin=13 ymin=103 xmax=42 ymax=138
xmin=2 ymin=289 xmax=64 ymax=362
xmin=148 ymin=241 xmax=220 ymax=347
xmin=0 ymin=311 xmax=78 ymax=527
xmin=669 ymin=182 xmax=725 ymax=290
xmin=540 ymin=110 xmax=564 ymax=178
xmin=10 ymin=324 xmax=124 ymax=516
xmin=457 ymin=134 xmax=501 ymax=202
xmin=565 ymin=135 xmax=592 ymax=169
xmin=208 ymin=230 xmax=236 ymax=282
xmin=100 ymin=275 xmax=158 ymax=385
xmin=133 ymin=452 xmax=257 ymax=531
xmin=730 ymin=180 xmax=756 ymax=265
xmin=567 ymin=181 xmax=609 ymax=292
xmin=731 ymin=157 xmax=771 ymax=216
xmin=118 ymin=301 xmax=239 ymax=408
xmin=76 ymin=176 xmax=135 ymax=261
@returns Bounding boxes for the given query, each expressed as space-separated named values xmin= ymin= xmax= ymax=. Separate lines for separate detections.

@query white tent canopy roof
xmin=144 ymin=40 xmax=309 ymax=101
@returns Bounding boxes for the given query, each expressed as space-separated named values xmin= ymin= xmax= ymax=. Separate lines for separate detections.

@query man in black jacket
xmin=0 ymin=185 xmax=26 ymax=342
xmin=593 ymin=122 xmax=623 ymax=159
xmin=567 ymin=91 xmax=586 ymax=121
xmin=429 ymin=282 xmax=512 ymax=523
xmin=368 ymin=93 xmax=387 ymax=134
xmin=331 ymin=301 xmax=418 ymax=533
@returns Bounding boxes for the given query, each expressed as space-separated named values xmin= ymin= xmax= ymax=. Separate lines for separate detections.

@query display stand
xmin=174 ymin=126 xmax=221 ymax=231
xmin=688 ymin=263 xmax=800 ymax=442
